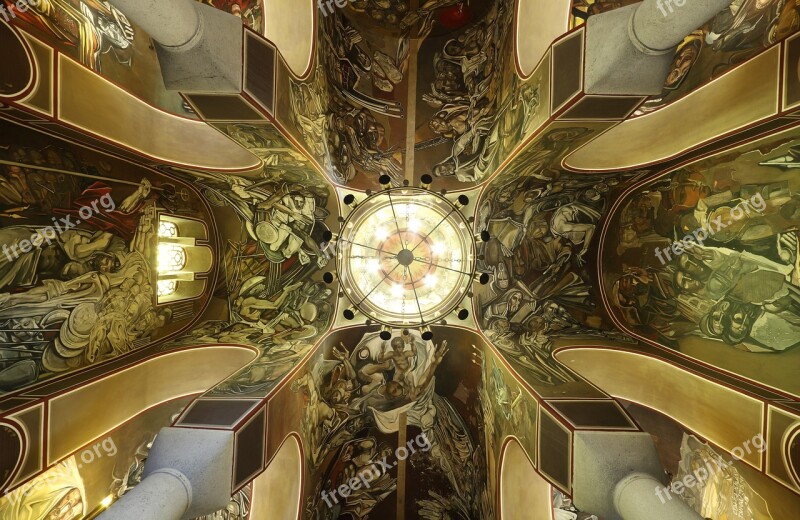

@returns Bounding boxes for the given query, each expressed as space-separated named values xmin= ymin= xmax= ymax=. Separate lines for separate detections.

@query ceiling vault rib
xmin=403 ymin=0 xmax=422 ymax=184
xmin=410 ymin=208 xmax=456 ymax=253
xmin=387 ymin=190 xmax=408 ymax=249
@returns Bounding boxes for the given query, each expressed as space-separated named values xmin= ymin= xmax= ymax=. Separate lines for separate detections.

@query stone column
xmin=98 ymin=428 xmax=235 ymax=520
xmin=105 ymin=0 xmax=201 ymax=50
xmin=98 ymin=470 xmax=191 ymax=520
xmin=584 ymin=0 xmax=734 ymax=94
xmin=107 ymin=0 xmax=243 ymax=92
xmin=613 ymin=472 xmax=703 ymax=520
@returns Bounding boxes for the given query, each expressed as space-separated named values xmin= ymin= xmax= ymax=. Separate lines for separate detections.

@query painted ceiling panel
xmin=0 ymin=120 xmax=218 ymax=396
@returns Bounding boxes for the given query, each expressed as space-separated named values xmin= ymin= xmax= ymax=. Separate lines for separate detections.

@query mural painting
xmin=160 ymin=162 xmax=337 ymax=398
xmin=474 ymin=126 xmax=643 ymax=390
xmin=0 ymin=121 xmax=215 ymax=394
xmin=287 ymin=327 xmax=492 ymax=520
xmin=603 ymin=128 xmax=800 ymax=391
xmin=414 ymin=0 xmax=516 ymax=186
xmin=477 ymin=345 xmax=538 ymax=518
xmin=0 ymin=456 xmax=86 ymax=519
xmin=280 ymin=0 xmax=547 ymax=190
xmin=674 ymin=434 xmax=773 ymax=519
xmin=211 ymin=123 xmax=322 ymax=187
xmin=283 ymin=9 xmax=407 ymax=189
xmin=2 ymin=0 xmax=135 ymax=72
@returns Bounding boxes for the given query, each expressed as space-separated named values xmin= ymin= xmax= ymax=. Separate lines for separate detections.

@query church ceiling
xmin=1 ymin=1 xmax=800 ymax=519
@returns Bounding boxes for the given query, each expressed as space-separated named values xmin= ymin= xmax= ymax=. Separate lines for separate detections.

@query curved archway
xmin=499 ymin=438 xmax=552 ymax=519
xmin=514 ymin=0 xmax=572 ymax=78
xmin=250 ymin=435 xmax=303 ymax=519
xmin=0 ymin=19 xmax=34 ymax=99
xmin=264 ymin=0 xmax=315 ymax=79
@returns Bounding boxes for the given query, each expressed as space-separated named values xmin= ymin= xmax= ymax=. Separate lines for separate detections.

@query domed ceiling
xmin=0 ymin=1 xmax=799 ymax=519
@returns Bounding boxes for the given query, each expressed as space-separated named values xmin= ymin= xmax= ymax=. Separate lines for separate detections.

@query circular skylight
xmin=336 ymin=188 xmax=476 ymax=327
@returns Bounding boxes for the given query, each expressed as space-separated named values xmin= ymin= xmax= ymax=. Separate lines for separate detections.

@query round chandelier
xmin=332 ymin=181 xmax=481 ymax=336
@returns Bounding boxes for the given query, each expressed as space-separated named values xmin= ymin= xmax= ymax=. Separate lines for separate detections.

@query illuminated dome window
xmin=336 ymin=187 xmax=476 ymax=328
xmin=154 ymin=215 xmax=214 ymax=304
xmin=157 ymin=280 xmax=178 ymax=297
xmin=158 ymin=244 xmax=187 ymax=273
xmin=158 ymin=221 xmax=179 ymax=238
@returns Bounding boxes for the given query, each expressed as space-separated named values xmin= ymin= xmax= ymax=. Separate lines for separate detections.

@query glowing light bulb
xmin=376 ymin=228 xmax=389 ymax=241
xmin=391 ymin=283 xmax=404 ymax=296
xmin=408 ymin=219 xmax=421 ymax=232
xmin=431 ymin=243 xmax=445 ymax=255
xmin=424 ymin=275 xmax=438 ymax=288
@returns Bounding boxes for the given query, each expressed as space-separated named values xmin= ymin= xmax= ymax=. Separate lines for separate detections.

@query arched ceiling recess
xmin=563 ymin=46 xmax=781 ymax=172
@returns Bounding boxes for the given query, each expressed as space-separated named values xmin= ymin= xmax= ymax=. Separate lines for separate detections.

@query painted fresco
xmin=278 ymin=0 xmax=548 ymax=190
xmin=3 ymin=0 xmax=193 ymax=116
xmin=603 ymin=128 xmax=800 ymax=391
xmin=210 ymin=123 xmax=320 ymax=187
xmin=2 ymin=0 xmax=135 ymax=72
xmin=674 ymin=434 xmax=773 ymax=519
xmin=288 ymin=327 xmax=492 ymax=520
xmin=159 ymin=163 xmax=337 ymax=398
xmin=0 ymin=455 xmax=86 ymax=519
xmin=283 ymin=9 xmax=408 ymax=189
xmin=477 ymin=345 xmax=537 ymax=517
xmin=474 ymin=125 xmax=643 ymax=390
xmin=413 ymin=0 xmax=515 ymax=185
xmin=572 ymin=0 xmax=800 ymax=115
xmin=0 ymin=120 xmax=215 ymax=394
xmin=346 ymin=0 xmax=465 ymax=30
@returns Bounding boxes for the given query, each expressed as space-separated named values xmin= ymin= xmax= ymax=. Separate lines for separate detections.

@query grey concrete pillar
xmin=631 ymin=0 xmax=734 ymax=54
xmin=614 ymin=473 xmax=702 ymax=520
xmin=105 ymin=0 xmax=201 ymax=50
xmin=98 ymin=470 xmax=191 ymax=520
xmin=584 ymin=0 xmax=734 ymax=94
xmin=99 ymin=428 xmax=235 ymax=520
xmin=107 ymin=0 xmax=243 ymax=92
